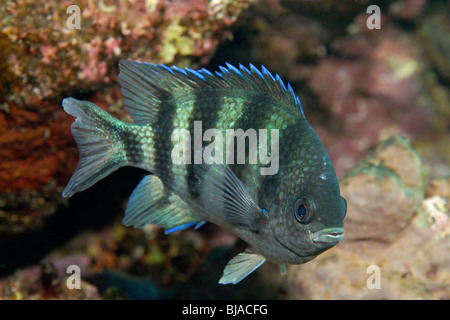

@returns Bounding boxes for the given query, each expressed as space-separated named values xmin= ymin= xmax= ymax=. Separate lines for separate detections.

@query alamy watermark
xmin=366 ymin=264 xmax=381 ymax=290
xmin=66 ymin=265 xmax=81 ymax=289
xmin=66 ymin=5 xmax=81 ymax=30
xmin=366 ymin=5 xmax=381 ymax=30
xmin=171 ymin=121 xmax=280 ymax=176
xmin=65 ymin=4 xmax=382 ymax=31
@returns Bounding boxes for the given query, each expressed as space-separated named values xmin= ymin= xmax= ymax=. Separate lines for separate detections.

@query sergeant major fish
xmin=62 ymin=60 xmax=347 ymax=284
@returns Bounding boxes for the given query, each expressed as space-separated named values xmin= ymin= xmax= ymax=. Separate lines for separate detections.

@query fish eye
xmin=294 ymin=197 xmax=314 ymax=224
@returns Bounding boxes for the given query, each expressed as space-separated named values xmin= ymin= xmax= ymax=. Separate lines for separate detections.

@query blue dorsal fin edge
xmin=185 ymin=67 xmax=205 ymax=80
xmin=166 ymin=62 xmax=304 ymax=112
xmin=261 ymin=65 xmax=275 ymax=81
xmin=158 ymin=64 xmax=174 ymax=74
xmin=276 ymin=73 xmax=287 ymax=92
xmin=217 ymin=62 xmax=306 ymax=116
xmin=219 ymin=65 xmax=230 ymax=74
xmin=225 ymin=62 xmax=243 ymax=77
xmin=249 ymin=63 xmax=264 ymax=79
xmin=119 ymin=60 xmax=305 ymax=119
xmin=239 ymin=63 xmax=251 ymax=75
xmin=171 ymin=65 xmax=187 ymax=76
xmin=199 ymin=68 xmax=214 ymax=76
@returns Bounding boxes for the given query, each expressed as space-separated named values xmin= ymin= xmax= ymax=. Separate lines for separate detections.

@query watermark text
xmin=171 ymin=121 xmax=279 ymax=175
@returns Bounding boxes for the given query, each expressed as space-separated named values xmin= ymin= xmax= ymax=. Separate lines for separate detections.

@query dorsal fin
xmin=117 ymin=60 xmax=304 ymax=124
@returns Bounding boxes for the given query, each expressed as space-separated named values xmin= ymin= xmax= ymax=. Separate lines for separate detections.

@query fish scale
xmin=62 ymin=60 xmax=346 ymax=284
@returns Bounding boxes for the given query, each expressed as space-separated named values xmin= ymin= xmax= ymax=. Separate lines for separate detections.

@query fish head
xmin=266 ymin=180 xmax=346 ymax=263
xmin=264 ymin=138 xmax=347 ymax=263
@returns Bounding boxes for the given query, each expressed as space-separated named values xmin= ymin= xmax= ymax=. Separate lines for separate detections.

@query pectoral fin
xmin=194 ymin=147 xmax=267 ymax=231
xmin=219 ymin=250 xmax=266 ymax=285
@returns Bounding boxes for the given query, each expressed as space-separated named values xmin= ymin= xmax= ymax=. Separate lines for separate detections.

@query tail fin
xmin=62 ymin=98 xmax=127 ymax=197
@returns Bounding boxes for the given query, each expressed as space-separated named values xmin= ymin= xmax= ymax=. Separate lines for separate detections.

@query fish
xmin=62 ymin=60 xmax=347 ymax=285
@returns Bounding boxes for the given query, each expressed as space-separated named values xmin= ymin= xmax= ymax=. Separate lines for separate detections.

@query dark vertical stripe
xmin=186 ymin=89 xmax=223 ymax=199
xmin=256 ymin=120 xmax=306 ymax=206
xmin=153 ymin=99 xmax=178 ymax=187
xmin=230 ymin=93 xmax=278 ymax=181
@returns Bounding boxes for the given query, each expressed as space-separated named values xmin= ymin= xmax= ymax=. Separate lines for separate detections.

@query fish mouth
xmin=312 ymin=227 xmax=344 ymax=243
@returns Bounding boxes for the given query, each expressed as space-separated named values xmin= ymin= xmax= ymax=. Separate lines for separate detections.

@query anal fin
xmin=219 ymin=249 xmax=266 ymax=285
xmin=123 ymin=175 xmax=203 ymax=231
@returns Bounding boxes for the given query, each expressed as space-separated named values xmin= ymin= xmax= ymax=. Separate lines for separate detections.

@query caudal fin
xmin=62 ymin=98 xmax=127 ymax=197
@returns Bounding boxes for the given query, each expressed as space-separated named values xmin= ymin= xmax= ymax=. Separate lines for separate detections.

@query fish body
xmin=62 ymin=60 xmax=346 ymax=284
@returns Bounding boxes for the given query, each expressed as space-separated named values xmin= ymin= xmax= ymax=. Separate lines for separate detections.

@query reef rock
xmin=283 ymin=136 xmax=449 ymax=300
xmin=1 ymin=0 xmax=254 ymax=105
xmin=340 ymin=135 xmax=425 ymax=242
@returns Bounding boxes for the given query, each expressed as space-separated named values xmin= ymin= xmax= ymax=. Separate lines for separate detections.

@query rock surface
xmin=340 ymin=136 xmax=424 ymax=242
xmin=283 ymin=136 xmax=449 ymax=300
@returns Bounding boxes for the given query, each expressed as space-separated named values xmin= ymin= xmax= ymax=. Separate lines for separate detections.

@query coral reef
xmin=0 ymin=0 xmax=254 ymax=235
xmin=0 ymin=260 xmax=101 ymax=299
xmin=0 ymin=86 xmax=125 ymax=234
xmin=0 ymin=93 xmax=77 ymax=232
xmin=0 ymin=221 xmax=229 ymax=299
xmin=1 ymin=0 xmax=254 ymax=105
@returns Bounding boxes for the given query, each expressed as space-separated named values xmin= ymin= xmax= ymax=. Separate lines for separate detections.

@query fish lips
xmin=311 ymin=227 xmax=344 ymax=243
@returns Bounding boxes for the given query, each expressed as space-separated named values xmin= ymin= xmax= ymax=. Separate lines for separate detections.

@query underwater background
xmin=0 ymin=0 xmax=449 ymax=299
